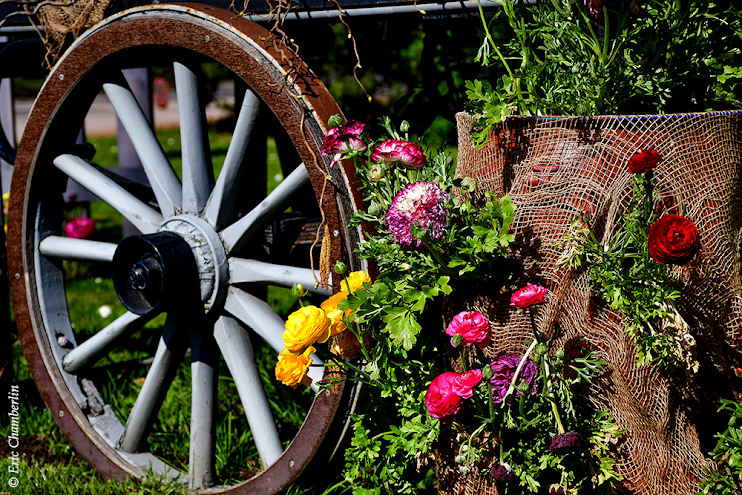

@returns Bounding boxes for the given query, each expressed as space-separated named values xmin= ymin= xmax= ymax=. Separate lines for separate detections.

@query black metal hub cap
xmin=112 ymin=215 xmax=228 ymax=317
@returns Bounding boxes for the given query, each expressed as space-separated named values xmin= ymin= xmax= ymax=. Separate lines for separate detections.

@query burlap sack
xmin=35 ymin=0 xmax=114 ymax=69
xmin=436 ymin=110 xmax=742 ymax=495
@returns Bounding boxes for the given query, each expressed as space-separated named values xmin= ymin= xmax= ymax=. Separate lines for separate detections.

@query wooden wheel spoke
xmin=118 ymin=317 xmax=187 ymax=453
xmin=228 ymin=258 xmax=331 ymax=296
xmin=223 ymin=287 xmax=324 ymax=385
xmin=174 ymin=61 xmax=213 ymax=215
xmin=219 ymin=163 xmax=310 ymax=254
xmin=62 ymin=312 xmax=156 ymax=374
xmin=188 ymin=327 xmax=218 ymax=489
xmin=203 ymin=88 xmax=261 ymax=229
xmin=53 ymin=154 xmax=163 ymax=233
xmin=104 ymin=75 xmax=182 ymax=217
xmin=213 ymin=315 xmax=283 ymax=468
xmin=39 ymin=236 xmax=118 ymax=263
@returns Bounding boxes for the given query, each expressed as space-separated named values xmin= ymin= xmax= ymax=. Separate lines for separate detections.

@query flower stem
xmin=501 ymin=338 xmax=538 ymax=408
xmin=476 ymin=0 xmax=514 ymax=80
xmin=528 ymin=306 xmax=543 ymax=342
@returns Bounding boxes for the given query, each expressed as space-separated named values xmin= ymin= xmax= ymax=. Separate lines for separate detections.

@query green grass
xmin=0 ymin=124 xmax=345 ymax=494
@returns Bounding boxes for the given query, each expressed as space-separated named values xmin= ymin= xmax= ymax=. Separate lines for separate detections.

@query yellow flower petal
xmin=275 ymin=346 xmax=315 ymax=388
xmin=283 ymin=305 xmax=331 ymax=355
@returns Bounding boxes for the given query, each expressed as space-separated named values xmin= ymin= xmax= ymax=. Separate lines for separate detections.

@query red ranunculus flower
xmin=627 ymin=148 xmax=662 ymax=174
xmin=510 ymin=285 xmax=547 ymax=308
xmin=648 ymin=214 xmax=701 ymax=265
xmin=445 ymin=310 xmax=491 ymax=348
xmin=425 ymin=371 xmax=463 ymax=419
xmin=452 ymin=369 xmax=483 ymax=399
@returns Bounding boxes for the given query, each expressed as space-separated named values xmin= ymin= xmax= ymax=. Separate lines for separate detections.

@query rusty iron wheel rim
xmin=8 ymin=4 xmax=364 ymax=493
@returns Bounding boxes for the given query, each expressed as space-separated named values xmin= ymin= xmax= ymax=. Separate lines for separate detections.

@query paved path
xmin=14 ymin=84 xmax=235 ymax=138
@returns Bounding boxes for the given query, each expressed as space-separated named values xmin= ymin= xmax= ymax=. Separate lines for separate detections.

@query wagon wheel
xmin=7 ymin=3 xmax=365 ymax=492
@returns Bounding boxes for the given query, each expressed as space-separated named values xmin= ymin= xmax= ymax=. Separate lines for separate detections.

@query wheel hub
xmin=113 ymin=215 xmax=228 ymax=317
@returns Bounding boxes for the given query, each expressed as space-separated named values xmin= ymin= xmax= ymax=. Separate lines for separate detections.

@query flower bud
xmin=368 ymin=166 xmax=384 ymax=182
xmin=367 ymin=201 xmax=384 ymax=217
xmin=451 ymin=333 xmax=464 ymax=348
xmin=481 ymin=365 xmax=494 ymax=381
xmin=291 ymin=283 xmax=308 ymax=298
xmin=334 ymin=261 xmax=348 ymax=275
xmin=400 ymin=120 xmax=410 ymax=132
xmin=534 ymin=343 xmax=548 ymax=359
xmin=327 ymin=114 xmax=343 ymax=128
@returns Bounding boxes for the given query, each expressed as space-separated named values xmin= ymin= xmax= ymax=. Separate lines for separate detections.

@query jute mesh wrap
xmin=34 ymin=0 xmax=113 ymax=69
xmin=435 ymin=110 xmax=742 ymax=495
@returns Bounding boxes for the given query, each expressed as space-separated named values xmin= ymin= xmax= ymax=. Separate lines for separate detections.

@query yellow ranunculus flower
xmin=321 ymin=291 xmax=350 ymax=336
xmin=321 ymin=270 xmax=372 ymax=336
xmin=283 ymin=305 xmax=331 ymax=355
xmin=345 ymin=270 xmax=371 ymax=292
xmin=275 ymin=346 xmax=314 ymax=389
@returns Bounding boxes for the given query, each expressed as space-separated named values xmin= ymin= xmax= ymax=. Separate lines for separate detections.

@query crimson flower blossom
xmin=425 ymin=372 xmax=463 ymax=419
xmin=372 ymin=139 xmax=426 ymax=169
xmin=452 ymin=369 xmax=483 ymax=399
xmin=321 ymin=120 xmax=367 ymax=167
xmin=445 ymin=310 xmax=491 ymax=348
xmin=648 ymin=214 xmax=701 ymax=265
xmin=510 ymin=285 xmax=547 ymax=308
xmin=627 ymin=148 xmax=662 ymax=174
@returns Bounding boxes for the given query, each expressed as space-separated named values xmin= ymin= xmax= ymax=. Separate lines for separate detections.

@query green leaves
xmin=381 ymin=307 xmax=421 ymax=351
xmin=699 ymin=400 xmax=742 ymax=494
xmin=466 ymin=0 xmax=742 ymax=144
xmin=568 ymin=173 xmax=688 ymax=371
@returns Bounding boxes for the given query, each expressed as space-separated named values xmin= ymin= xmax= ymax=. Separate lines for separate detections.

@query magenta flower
xmin=64 ymin=217 xmax=95 ymax=239
xmin=446 ymin=311 xmax=491 ymax=348
xmin=490 ymin=353 xmax=538 ymax=404
xmin=321 ymin=120 xmax=367 ymax=167
xmin=372 ymin=139 xmax=426 ymax=169
xmin=510 ymin=285 xmax=547 ymax=308
xmin=385 ymin=181 xmax=447 ymax=248
xmin=452 ymin=369 xmax=483 ymax=399
xmin=425 ymin=371 xmax=463 ymax=419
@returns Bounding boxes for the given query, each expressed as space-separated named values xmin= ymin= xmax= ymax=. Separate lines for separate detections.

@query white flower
xmin=98 ymin=305 xmax=112 ymax=318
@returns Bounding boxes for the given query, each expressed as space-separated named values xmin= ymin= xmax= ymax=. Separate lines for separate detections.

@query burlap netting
xmin=435 ymin=110 xmax=742 ymax=495
xmin=34 ymin=0 xmax=114 ymax=69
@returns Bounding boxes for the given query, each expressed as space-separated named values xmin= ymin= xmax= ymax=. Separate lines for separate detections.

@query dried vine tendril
xmin=229 ymin=0 xmax=368 ymax=290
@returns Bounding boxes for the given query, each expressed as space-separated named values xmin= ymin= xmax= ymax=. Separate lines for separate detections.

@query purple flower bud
xmin=490 ymin=462 xmax=515 ymax=482
xmin=549 ymin=430 xmax=583 ymax=455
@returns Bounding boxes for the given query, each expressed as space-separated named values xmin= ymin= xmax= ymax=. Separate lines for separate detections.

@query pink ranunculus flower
xmin=510 ymin=284 xmax=547 ymax=308
xmin=321 ymin=120 xmax=367 ymax=167
xmin=385 ymin=181 xmax=447 ymax=248
xmin=452 ymin=369 xmax=483 ymax=399
xmin=425 ymin=371 xmax=463 ymax=419
xmin=372 ymin=139 xmax=426 ymax=169
xmin=64 ymin=217 xmax=95 ymax=239
xmin=445 ymin=310 xmax=491 ymax=348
